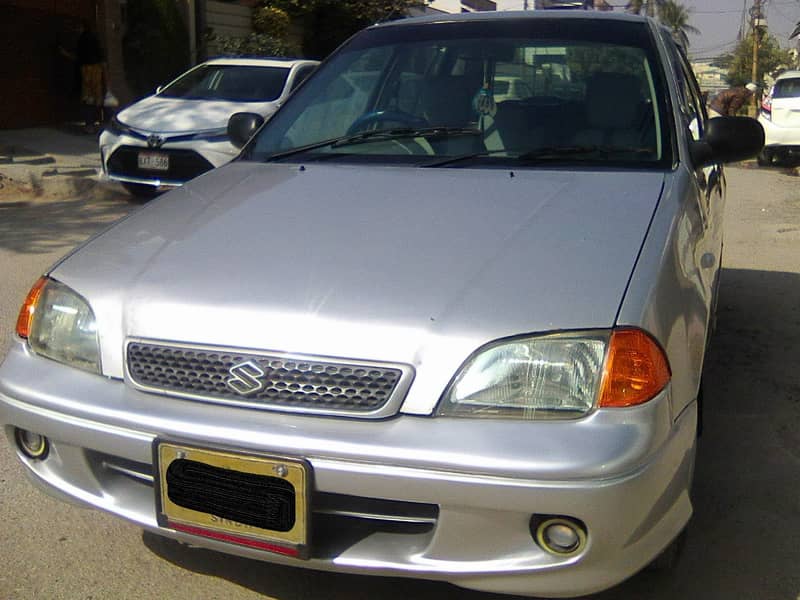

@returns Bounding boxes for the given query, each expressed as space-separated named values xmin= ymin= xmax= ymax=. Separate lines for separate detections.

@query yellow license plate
xmin=155 ymin=442 xmax=309 ymax=558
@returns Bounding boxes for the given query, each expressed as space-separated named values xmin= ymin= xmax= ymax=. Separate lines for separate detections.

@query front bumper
xmin=0 ymin=342 xmax=696 ymax=598
xmin=99 ymin=130 xmax=238 ymax=188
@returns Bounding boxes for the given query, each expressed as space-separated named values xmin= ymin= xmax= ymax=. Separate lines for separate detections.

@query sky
xmin=683 ymin=0 xmax=800 ymax=59
xmin=490 ymin=0 xmax=800 ymax=59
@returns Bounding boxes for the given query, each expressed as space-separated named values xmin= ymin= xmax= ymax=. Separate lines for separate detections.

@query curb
xmin=0 ymin=170 xmax=129 ymax=203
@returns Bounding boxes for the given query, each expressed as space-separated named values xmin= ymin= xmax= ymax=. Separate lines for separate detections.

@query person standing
xmin=708 ymin=83 xmax=758 ymax=117
xmin=61 ymin=20 xmax=105 ymax=132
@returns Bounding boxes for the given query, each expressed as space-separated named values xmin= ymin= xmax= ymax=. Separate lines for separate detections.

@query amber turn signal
xmin=598 ymin=328 xmax=671 ymax=408
xmin=15 ymin=277 xmax=48 ymax=339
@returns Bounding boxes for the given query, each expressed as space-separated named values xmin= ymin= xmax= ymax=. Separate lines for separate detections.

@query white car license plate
xmin=138 ymin=152 xmax=169 ymax=171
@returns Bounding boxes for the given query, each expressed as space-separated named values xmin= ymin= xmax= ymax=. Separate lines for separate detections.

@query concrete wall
xmin=206 ymin=0 xmax=251 ymax=38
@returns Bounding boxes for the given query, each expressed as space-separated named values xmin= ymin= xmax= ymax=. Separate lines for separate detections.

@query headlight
xmin=16 ymin=277 xmax=101 ymax=374
xmin=438 ymin=328 xmax=670 ymax=420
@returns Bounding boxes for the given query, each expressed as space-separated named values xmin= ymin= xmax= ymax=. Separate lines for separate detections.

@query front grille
xmin=127 ymin=341 xmax=410 ymax=417
xmin=107 ymin=145 xmax=214 ymax=182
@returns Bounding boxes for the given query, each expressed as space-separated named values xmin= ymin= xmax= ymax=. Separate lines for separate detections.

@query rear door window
xmin=774 ymin=78 xmax=800 ymax=99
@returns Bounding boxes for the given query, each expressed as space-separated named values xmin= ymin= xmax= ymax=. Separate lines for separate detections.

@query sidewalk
xmin=0 ymin=126 xmax=125 ymax=202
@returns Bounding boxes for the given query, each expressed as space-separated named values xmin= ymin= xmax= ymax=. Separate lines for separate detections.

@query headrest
xmin=585 ymin=72 xmax=643 ymax=129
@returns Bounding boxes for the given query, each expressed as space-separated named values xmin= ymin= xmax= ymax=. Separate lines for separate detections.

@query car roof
xmin=374 ymin=9 xmax=649 ymax=28
xmin=775 ymin=70 xmax=800 ymax=81
xmin=202 ymin=57 xmax=319 ymax=68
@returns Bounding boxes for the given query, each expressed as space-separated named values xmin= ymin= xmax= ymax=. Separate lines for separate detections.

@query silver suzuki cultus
xmin=1 ymin=11 xmax=763 ymax=598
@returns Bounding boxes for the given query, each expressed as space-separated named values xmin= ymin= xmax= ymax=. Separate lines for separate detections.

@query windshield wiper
xmin=517 ymin=145 xmax=654 ymax=161
xmin=422 ymin=145 xmax=654 ymax=168
xmin=263 ymin=126 xmax=482 ymax=162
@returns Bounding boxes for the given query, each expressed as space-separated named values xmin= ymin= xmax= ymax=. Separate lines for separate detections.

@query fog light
xmin=536 ymin=518 xmax=586 ymax=556
xmin=14 ymin=428 xmax=49 ymax=460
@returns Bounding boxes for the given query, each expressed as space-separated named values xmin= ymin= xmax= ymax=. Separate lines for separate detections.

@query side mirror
xmin=690 ymin=116 xmax=764 ymax=168
xmin=227 ymin=112 xmax=265 ymax=149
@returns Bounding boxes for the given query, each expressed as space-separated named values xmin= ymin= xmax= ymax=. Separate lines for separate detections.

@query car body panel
xmin=52 ymin=163 xmax=665 ymax=416
xmin=758 ymin=71 xmax=800 ymax=149
xmin=113 ymin=96 xmax=279 ymax=134
xmin=616 ymin=28 xmax=726 ymax=420
xmin=0 ymin=342 xmax=695 ymax=598
xmin=0 ymin=10 xmax=742 ymax=598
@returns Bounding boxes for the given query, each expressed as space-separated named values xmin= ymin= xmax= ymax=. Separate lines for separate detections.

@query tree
xmin=123 ymin=0 xmax=190 ymax=97
xmin=625 ymin=0 xmax=665 ymax=17
xmin=267 ymin=0 xmax=423 ymax=58
xmin=658 ymin=1 xmax=700 ymax=49
xmin=208 ymin=0 xmax=421 ymax=60
xmin=720 ymin=32 xmax=793 ymax=87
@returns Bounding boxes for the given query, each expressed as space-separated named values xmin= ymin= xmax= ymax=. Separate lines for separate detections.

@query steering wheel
xmin=346 ymin=110 xmax=429 ymax=136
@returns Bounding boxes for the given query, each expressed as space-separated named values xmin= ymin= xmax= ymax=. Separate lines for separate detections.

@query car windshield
xmin=159 ymin=64 xmax=290 ymax=102
xmin=773 ymin=78 xmax=800 ymax=99
xmin=248 ymin=18 xmax=672 ymax=168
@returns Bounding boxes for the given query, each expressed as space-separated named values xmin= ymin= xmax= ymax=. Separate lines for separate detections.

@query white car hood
xmin=54 ymin=162 xmax=665 ymax=414
xmin=117 ymin=95 xmax=279 ymax=133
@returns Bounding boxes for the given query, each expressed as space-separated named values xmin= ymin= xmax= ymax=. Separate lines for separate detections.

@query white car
xmin=758 ymin=70 xmax=800 ymax=165
xmin=100 ymin=57 xmax=318 ymax=196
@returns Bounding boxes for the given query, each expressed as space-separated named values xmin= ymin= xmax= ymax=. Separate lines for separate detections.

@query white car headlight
xmin=17 ymin=277 xmax=101 ymax=374
xmin=438 ymin=328 xmax=671 ymax=420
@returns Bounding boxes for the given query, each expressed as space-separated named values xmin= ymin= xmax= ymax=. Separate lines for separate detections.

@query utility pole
xmin=750 ymin=0 xmax=766 ymax=113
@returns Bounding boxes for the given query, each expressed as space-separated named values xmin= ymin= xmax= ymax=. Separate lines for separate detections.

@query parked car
xmin=100 ymin=57 xmax=318 ymax=196
xmin=1 ymin=11 xmax=763 ymax=598
xmin=758 ymin=70 xmax=800 ymax=165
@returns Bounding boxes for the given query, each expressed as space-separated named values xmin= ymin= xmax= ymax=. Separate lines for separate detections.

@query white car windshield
xmin=159 ymin=64 xmax=290 ymax=102
xmin=249 ymin=18 xmax=673 ymax=168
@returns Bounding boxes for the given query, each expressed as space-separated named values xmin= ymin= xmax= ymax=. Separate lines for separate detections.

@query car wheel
xmin=756 ymin=149 xmax=773 ymax=167
xmin=123 ymin=182 xmax=162 ymax=198
xmin=647 ymin=528 xmax=687 ymax=572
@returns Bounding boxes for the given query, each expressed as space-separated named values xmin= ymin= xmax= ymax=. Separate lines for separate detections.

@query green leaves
xmin=721 ymin=32 xmax=793 ymax=87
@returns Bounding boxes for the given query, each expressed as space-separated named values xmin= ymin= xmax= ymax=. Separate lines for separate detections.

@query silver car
xmin=0 ymin=11 xmax=763 ymax=598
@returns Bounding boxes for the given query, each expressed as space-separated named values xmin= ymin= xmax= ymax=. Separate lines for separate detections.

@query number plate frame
xmin=154 ymin=440 xmax=310 ymax=558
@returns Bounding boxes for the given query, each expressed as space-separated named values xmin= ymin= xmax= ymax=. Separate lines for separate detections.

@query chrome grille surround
xmin=125 ymin=339 xmax=414 ymax=418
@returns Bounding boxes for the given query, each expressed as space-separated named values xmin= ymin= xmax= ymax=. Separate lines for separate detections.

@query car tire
xmin=123 ymin=182 xmax=162 ymax=198
xmin=756 ymin=149 xmax=773 ymax=167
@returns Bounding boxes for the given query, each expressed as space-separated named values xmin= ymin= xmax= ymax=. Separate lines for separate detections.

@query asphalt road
xmin=1 ymin=166 xmax=799 ymax=600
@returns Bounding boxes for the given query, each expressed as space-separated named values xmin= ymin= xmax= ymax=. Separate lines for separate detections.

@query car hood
xmin=53 ymin=162 xmax=665 ymax=414
xmin=116 ymin=96 xmax=279 ymax=133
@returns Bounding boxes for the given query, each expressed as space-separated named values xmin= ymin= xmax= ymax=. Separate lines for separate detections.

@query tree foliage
xmin=266 ymin=0 xmax=423 ymax=58
xmin=123 ymin=0 xmax=190 ymax=97
xmin=269 ymin=0 xmax=419 ymax=22
xmin=658 ymin=0 xmax=700 ymax=49
xmin=208 ymin=0 xmax=421 ymax=60
xmin=207 ymin=31 xmax=299 ymax=58
xmin=625 ymin=0 xmax=665 ymax=17
xmin=720 ymin=32 xmax=793 ymax=87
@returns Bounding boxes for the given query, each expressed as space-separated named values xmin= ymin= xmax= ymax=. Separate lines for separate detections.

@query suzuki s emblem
xmin=226 ymin=360 xmax=266 ymax=395
xmin=147 ymin=134 xmax=164 ymax=148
